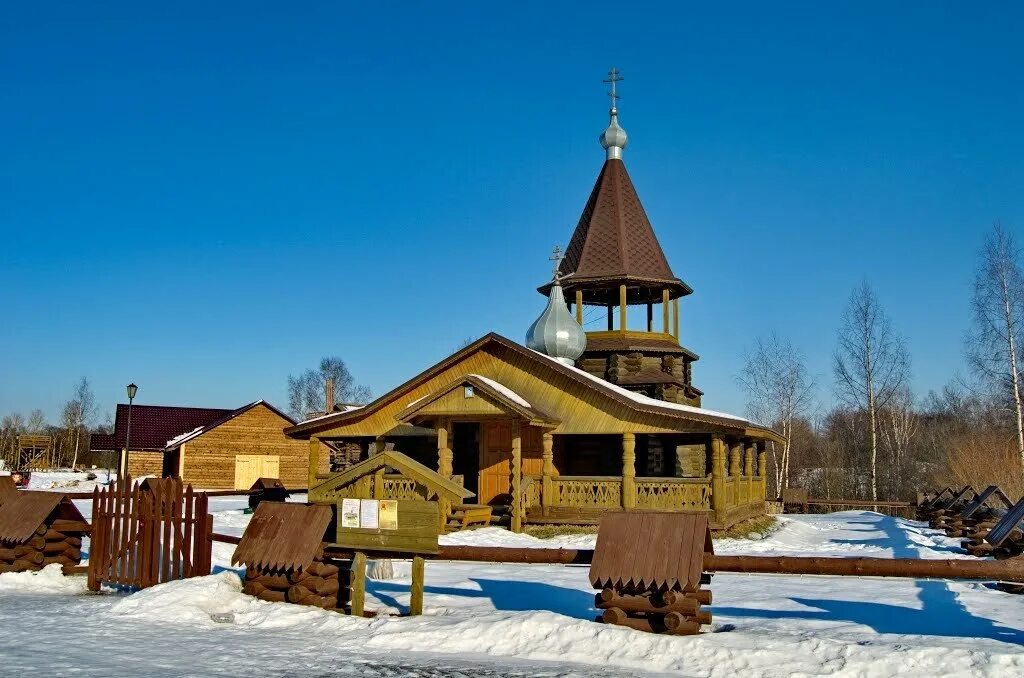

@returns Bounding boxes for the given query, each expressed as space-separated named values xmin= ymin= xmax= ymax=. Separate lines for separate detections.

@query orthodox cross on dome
xmin=603 ymin=67 xmax=623 ymax=113
xmin=549 ymin=245 xmax=564 ymax=282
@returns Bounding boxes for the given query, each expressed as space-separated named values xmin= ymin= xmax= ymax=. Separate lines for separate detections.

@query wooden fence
xmin=87 ymin=477 xmax=212 ymax=591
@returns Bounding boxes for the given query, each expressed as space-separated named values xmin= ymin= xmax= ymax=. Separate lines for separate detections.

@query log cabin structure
xmin=285 ymin=71 xmax=781 ymax=531
xmin=92 ymin=401 xmax=329 ymax=489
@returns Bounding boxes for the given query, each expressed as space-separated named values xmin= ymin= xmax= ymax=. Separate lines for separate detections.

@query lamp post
xmin=122 ymin=383 xmax=138 ymax=481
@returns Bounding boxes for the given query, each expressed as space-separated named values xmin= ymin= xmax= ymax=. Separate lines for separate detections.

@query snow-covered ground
xmin=1 ymin=475 xmax=1022 ymax=676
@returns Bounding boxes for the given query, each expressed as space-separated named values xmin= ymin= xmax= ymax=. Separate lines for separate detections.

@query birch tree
xmin=879 ymin=386 xmax=918 ymax=498
xmin=834 ymin=282 xmax=910 ymax=502
xmin=965 ymin=222 xmax=1024 ymax=476
xmin=287 ymin=357 xmax=372 ymax=420
xmin=736 ymin=333 xmax=816 ymax=496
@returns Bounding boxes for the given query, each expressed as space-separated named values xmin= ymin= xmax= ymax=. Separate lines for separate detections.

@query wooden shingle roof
xmin=590 ymin=512 xmax=713 ymax=592
xmin=539 ymin=159 xmax=691 ymax=303
xmin=0 ymin=492 xmax=87 ymax=545
xmin=232 ymin=502 xmax=333 ymax=572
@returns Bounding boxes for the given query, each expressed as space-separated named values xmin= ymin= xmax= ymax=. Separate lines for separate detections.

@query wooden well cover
xmin=232 ymin=502 xmax=332 ymax=572
xmin=590 ymin=512 xmax=713 ymax=592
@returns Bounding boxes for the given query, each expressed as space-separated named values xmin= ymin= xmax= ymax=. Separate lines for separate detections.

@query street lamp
xmin=123 ymin=383 xmax=138 ymax=481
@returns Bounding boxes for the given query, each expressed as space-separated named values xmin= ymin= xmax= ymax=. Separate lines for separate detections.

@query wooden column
xmin=373 ymin=435 xmax=387 ymax=498
xmin=757 ymin=441 xmax=768 ymax=501
xmin=646 ymin=302 xmax=653 ymax=331
xmin=619 ymin=284 xmax=628 ymax=334
xmin=575 ymin=289 xmax=584 ymax=325
xmin=744 ymin=441 xmax=755 ymax=505
xmin=436 ymin=419 xmax=453 ymax=531
xmin=541 ymin=432 xmax=555 ymax=514
xmin=710 ymin=437 xmax=727 ymax=525
xmin=729 ymin=441 xmax=742 ymax=476
xmin=511 ymin=421 xmax=522 ymax=533
xmin=308 ymin=437 xmax=320 ymax=490
xmin=672 ymin=298 xmax=680 ymax=339
xmin=374 ymin=435 xmax=386 ymax=455
xmin=662 ymin=289 xmax=670 ymax=333
xmin=436 ymin=418 xmax=452 ymax=477
xmin=621 ymin=433 xmax=636 ymax=509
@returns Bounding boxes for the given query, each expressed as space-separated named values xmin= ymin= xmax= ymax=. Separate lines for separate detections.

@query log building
xmin=285 ymin=73 xmax=781 ymax=531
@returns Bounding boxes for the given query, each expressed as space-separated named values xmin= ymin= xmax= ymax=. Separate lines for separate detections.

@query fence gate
xmin=87 ymin=476 xmax=213 ymax=591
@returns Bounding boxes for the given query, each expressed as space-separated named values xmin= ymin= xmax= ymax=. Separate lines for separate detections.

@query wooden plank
xmin=333 ymin=500 xmax=440 ymax=555
xmin=182 ymin=484 xmax=194 ymax=577
xmin=410 ymin=555 xmax=425 ymax=615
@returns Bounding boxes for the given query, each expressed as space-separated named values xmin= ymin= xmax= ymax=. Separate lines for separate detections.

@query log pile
xmin=0 ymin=523 xmax=84 ymax=574
xmin=242 ymin=547 xmax=348 ymax=610
xmin=596 ymin=582 xmax=713 ymax=635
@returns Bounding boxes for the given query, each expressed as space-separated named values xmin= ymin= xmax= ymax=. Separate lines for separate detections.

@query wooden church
xmin=286 ymin=71 xmax=779 ymax=531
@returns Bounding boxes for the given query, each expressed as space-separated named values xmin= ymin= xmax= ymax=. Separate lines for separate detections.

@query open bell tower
xmin=538 ymin=68 xmax=702 ymax=406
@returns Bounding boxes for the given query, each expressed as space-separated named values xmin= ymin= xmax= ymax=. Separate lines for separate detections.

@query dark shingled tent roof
xmin=0 ymin=492 xmax=87 ymax=545
xmin=590 ymin=512 xmax=713 ymax=592
xmin=539 ymin=158 xmax=691 ymax=303
xmin=232 ymin=502 xmax=333 ymax=572
xmin=0 ymin=476 xmax=16 ymax=505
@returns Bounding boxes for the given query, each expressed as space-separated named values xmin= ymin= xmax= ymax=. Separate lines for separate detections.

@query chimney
xmin=325 ymin=377 xmax=335 ymax=413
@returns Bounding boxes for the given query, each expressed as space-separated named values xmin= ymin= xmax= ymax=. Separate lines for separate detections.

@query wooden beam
xmin=575 ymin=289 xmax=584 ymax=325
xmin=710 ymin=437 xmax=727 ymax=525
xmin=673 ymin=298 xmax=680 ymax=339
xmin=662 ymin=288 xmax=670 ymax=333
xmin=646 ymin=302 xmax=653 ymax=331
xmin=619 ymin=285 xmax=628 ymax=335
xmin=541 ymin=432 xmax=554 ymax=515
xmin=607 ymin=303 xmax=614 ymax=331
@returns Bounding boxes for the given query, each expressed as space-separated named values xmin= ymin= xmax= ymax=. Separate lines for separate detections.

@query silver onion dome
xmin=599 ymin=107 xmax=628 ymax=160
xmin=526 ymin=277 xmax=587 ymax=366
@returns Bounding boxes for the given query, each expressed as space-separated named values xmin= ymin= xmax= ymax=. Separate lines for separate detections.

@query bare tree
xmin=966 ymin=222 xmax=1024 ymax=476
xmin=834 ymin=282 xmax=910 ymax=502
xmin=287 ymin=357 xmax=372 ymax=420
xmin=879 ymin=386 xmax=919 ymax=498
xmin=736 ymin=333 xmax=816 ymax=496
xmin=26 ymin=410 xmax=46 ymax=433
xmin=62 ymin=377 xmax=97 ymax=469
xmin=0 ymin=413 xmax=26 ymax=469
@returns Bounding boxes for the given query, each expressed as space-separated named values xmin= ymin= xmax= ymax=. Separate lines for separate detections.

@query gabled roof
xmin=98 ymin=404 xmax=234 ymax=452
xmin=396 ymin=374 xmax=559 ymax=427
xmin=540 ymin=159 xmax=691 ymax=302
xmin=285 ymin=333 xmax=783 ymax=443
xmin=311 ymin=449 xmax=474 ymax=503
xmin=0 ymin=492 xmax=87 ymax=544
xmin=163 ymin=400 xmax=295 ymax=450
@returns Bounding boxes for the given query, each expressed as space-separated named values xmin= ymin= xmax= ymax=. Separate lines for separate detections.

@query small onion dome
xmin=598 ymin=107 xmax=628 ymax=160
xmin=526 ymin=279 xmax=587 ymax=365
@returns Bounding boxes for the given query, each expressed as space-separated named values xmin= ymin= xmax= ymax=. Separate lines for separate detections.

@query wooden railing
xmin=634 ymin=477 xmax=712 ymax=511
xmin=551 ymin=476 xmax=622 ymax=508
xmin=522 ymin=474 xmax=542 ymax=510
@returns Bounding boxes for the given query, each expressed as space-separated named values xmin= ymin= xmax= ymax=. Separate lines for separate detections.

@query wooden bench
xmin=454 ymin=504 xmax=493 ymax=529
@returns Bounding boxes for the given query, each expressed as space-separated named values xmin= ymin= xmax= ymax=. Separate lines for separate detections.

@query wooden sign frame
xmin=331 ymin=499 xmax=440 ymax=555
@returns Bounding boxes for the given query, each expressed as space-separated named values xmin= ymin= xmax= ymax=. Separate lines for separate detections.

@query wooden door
xmin=479 ymin=421 xmax=512 ymax=505
xmin=234 ymin=455 xmax=279 ymax=490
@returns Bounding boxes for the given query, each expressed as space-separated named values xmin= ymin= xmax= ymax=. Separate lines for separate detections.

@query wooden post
xmin=621 ymin=433 xmax=636 ymax=509
xmin=757 ymin=442 xmax=768 ymax=501
xmin=729 ymin=441 xmax=742 ymax=476
xmin=619 ymin=284 xmax=628 ymax=334
xmin=436 ymin=418 xmax=452 ymax=530
xmin=373 ymin=435 xmax=387 ymax=498
xmin=662 ymin=289 xmax=670 ymax=333
xmin=349 ymin=551 xmax=366 ymax=616
xmin=375 ymin=435 xmax=386 ymax=455
xmin=646 ymin=302 xmax=653 ymax=331
xmin=710 ymin=437 xmax=727 ymax=525
xmin=575 ymin=289 xmax=584 ymax=325
xmin=308 ymin=438 xmax=320 ymax=490
xmin=541 ymin=432 xmax=554 ymax=514
xmin=410 ymin=555 xmax=425 ymax=615
xmin=744 ymin=441 xmax=755 ymax=505
xmin=672 ymin=298 xmax=680 ymax=339
xmin=511 ymin=421 xmax=522 ymax=533
xmin=607 ymin=303 xmax=614 ymax=330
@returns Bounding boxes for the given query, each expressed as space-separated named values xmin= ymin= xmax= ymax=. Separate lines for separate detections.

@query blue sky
xmin=2 ymin=2 xmax=1022 ymax=424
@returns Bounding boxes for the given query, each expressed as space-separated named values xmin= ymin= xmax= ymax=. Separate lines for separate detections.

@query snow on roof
xmin=528 ymin=349 xmax=750 ymax=424
xmin=165 ymin=426 xmax=205 ymax=448
xmin=467 ymin=374 xmax=532 ymax=408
